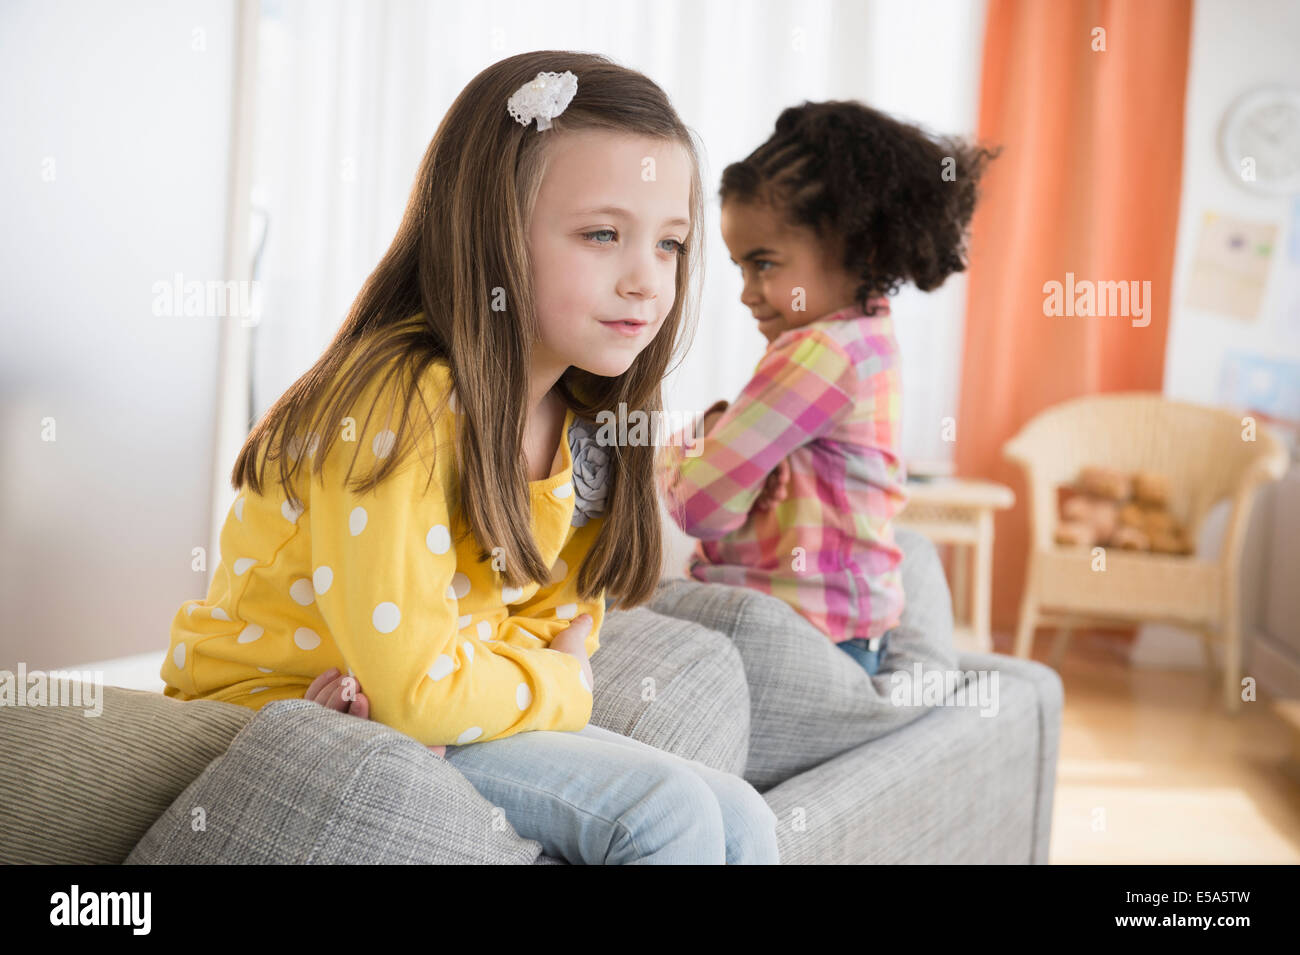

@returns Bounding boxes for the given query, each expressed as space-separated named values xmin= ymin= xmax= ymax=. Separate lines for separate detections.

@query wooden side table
xmin=894 ymin=478 xmax=1015 ymax=654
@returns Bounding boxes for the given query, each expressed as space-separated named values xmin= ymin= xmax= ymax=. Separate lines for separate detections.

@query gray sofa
xmin=1 ymin=529 xmax=1062 ymax=864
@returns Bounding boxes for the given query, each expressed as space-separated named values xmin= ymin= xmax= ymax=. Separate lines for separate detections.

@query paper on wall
xmin=1182 ymin=211 xmax=1277 ymax=320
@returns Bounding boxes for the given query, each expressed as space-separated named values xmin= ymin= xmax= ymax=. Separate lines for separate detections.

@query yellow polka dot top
xmin=161 ymin=353 xmax=607 ymax=747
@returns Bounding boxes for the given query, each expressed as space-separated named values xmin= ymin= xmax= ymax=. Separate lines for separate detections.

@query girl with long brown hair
xmin=159 ymin=51 xmax=779 ymax=864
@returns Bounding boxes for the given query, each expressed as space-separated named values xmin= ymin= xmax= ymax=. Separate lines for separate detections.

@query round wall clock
xmin=1219 ymin=86 xmax=1300 ymax=196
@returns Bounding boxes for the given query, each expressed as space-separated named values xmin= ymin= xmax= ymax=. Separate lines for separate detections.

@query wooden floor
xmin=989 ymin=627 xmax=1300 ymax=864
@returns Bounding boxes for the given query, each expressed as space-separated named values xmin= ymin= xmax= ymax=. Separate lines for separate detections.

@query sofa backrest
xmin=0 ymin=683 xmax=252 ymax=864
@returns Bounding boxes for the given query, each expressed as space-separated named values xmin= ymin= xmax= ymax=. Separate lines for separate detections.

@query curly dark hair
xmin=719 ymin=100 xmax=1001 ymax=316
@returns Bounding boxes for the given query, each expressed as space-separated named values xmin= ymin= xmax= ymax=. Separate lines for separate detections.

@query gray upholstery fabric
xmin=123 ymin=606 xmax=752 ymax=865
xmin=13 ymin=528 xmax=1060 ymax=865
xmin=588 ymin=605 xmax=750 ymax=777
xmin=648 ymin=527 xmax=962 ymax=791
xmin=530 ymin=603 xmax=753 ymax=863
xmin=126 ymin=698 xmax=545 ymax=865
xmin=0 ymin=685 xmax=253 ymax=864
xmin=762 ymin=651 xmax=1063 ymax=863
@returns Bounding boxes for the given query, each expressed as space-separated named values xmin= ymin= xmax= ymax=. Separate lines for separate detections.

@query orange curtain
xmin=955 ymin=0 xmax=1192 ymax=640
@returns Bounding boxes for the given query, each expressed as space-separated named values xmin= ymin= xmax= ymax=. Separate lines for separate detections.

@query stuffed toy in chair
xmin=1054 ymin=466 xmax=1193 ymax=555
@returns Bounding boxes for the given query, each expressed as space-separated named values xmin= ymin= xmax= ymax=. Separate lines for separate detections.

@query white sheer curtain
xmin=245 ymin=0 xmax=986 ymax=569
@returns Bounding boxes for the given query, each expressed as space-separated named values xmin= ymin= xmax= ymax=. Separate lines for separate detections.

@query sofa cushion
xmin=589 ymin=604 xmax=750 ymax=777
xmin=0 ymin=684 xmax=253 ymax=864
xmin=760 ymin=651 xmax=1064 ymax=863
xmin=647 ymin=526 xmax=961 ymax=790
xmin=126 ymin=698 xmax=544 ymax=864
xmin=122 ymin=604 xmax=751 ymax=865
xmin=525 ymin=604 xmax=753 ymax=863
xmin=3 ymin=597 xmax=751 ymax=865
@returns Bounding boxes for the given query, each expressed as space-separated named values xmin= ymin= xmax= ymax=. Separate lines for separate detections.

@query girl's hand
xmin=305 ymin=667 xmax=369 ymax=716
xmin=752 ymin=457 xmax=792 ymax=513
xmin=305 ymin=667 xmax=446 ymax=758
xmin=549 ymin=614 xmax=595 ymax=692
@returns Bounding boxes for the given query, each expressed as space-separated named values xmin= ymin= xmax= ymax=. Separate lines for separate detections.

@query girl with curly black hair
xmin=653 ymin=101 xmax=998 ymax=788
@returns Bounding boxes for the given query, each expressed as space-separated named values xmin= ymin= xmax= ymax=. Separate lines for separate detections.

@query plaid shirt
xmin=655 ymin=300 xmax=908 ymax=643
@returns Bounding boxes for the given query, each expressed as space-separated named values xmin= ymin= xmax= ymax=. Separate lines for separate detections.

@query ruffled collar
xmin=566 ymin=413 xmax=609 ymax=527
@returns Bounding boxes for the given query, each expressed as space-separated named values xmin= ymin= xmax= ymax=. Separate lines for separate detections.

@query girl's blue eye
xmin=581 ymin=230 xmax=688 ymax=257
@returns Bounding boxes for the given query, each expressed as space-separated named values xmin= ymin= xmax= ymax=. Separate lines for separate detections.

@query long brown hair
xmin=231 ymin=51 xmax=706 ymax=607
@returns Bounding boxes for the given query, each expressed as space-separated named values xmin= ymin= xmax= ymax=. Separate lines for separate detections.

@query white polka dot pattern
xmin=427 ymin=524 xmax=451 ymax=554
xmin=289 ymin=578 xmax=315 ymax=606
xmin=373 ymin=602 xmax=401 ymax=633
xmin=372 ymin=429 xmax=397 ymax=459
xmin=428 ymin=655 xmax=454 ymax=681
xmin=168 ymin=362 xmax=605 ymax=747
xmin=313 ymin=566 xmax=333 ymax=594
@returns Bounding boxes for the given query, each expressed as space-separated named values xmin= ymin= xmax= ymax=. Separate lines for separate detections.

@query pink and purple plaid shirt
xmin=655 ymin=300 xmax=909 ymax=643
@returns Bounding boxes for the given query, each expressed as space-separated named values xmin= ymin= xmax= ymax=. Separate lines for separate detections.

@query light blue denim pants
xmin=836 ymin=629 xmax=895 ymax=675
xmin=443 ymin=721 xmax=780 ymax=864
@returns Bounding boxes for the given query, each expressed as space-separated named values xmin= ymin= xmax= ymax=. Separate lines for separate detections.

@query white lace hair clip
xmin=506 ymin=70 xmax=578 ymax=131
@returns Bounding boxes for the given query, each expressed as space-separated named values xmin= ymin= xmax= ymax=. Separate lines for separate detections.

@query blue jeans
xmin=443 ymin=721 xmax=780 ymax=864
xmin=836 ymin=630 xmax=894 ymax=675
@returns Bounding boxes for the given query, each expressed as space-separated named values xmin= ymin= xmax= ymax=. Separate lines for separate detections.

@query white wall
xmin=0 ymin=0 xmax=236 ymax=669
xmin=1135 ymin=0 xmax=1300 ymax=671
xmin=1165 ymin=0 xmax=1300 ymax=402
xmin=860 ymin=0 xmax=987 ymax=477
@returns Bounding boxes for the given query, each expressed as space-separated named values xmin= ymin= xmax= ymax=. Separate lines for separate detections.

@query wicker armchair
xmin=1003 ymin=392 xmax=1289 ymax=712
